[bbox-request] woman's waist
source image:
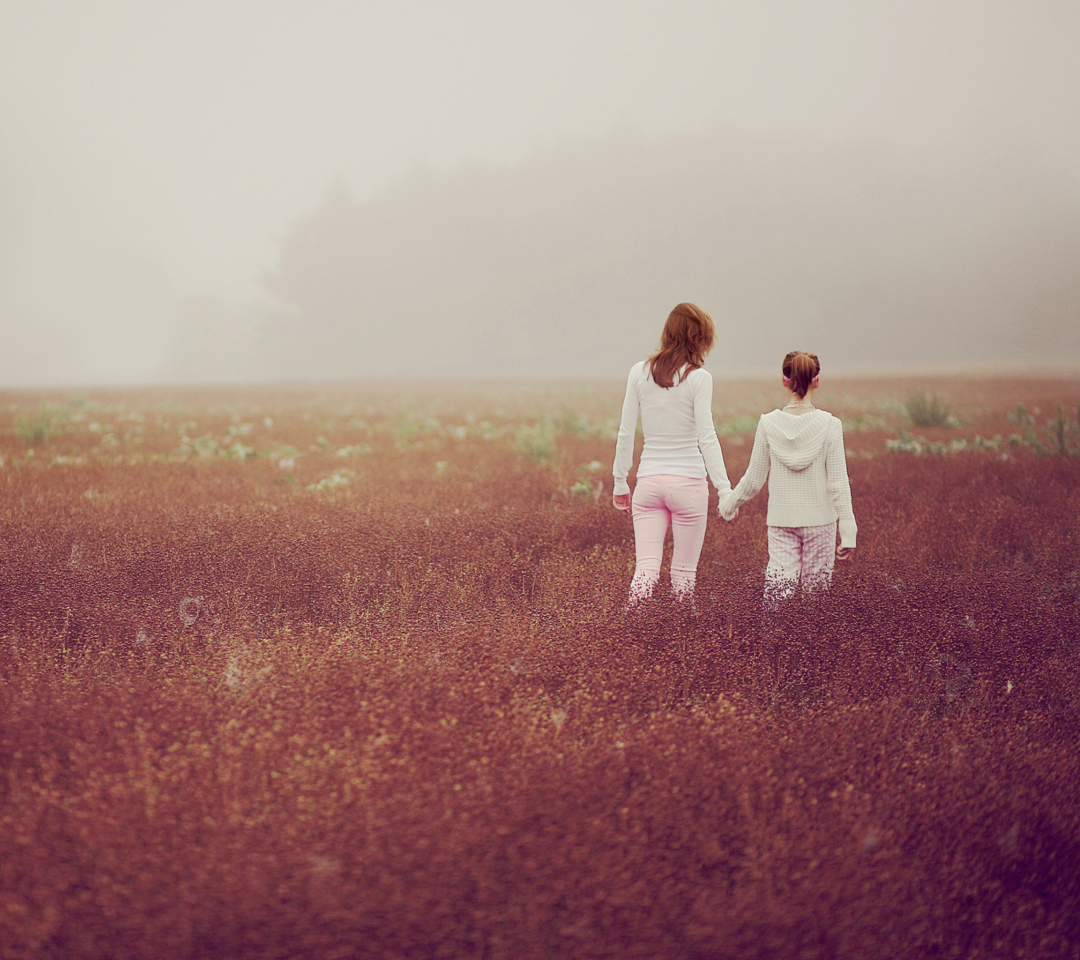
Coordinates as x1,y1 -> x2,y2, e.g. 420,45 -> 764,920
637,461 -> 707,480
640,436 -> 703,457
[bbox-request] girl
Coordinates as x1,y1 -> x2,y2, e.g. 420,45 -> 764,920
720,351 -> 856,605
612,303 -> 733,605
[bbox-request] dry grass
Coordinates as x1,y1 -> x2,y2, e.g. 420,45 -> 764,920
1,377 -> 1078,959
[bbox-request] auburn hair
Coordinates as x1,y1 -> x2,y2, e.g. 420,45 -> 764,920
782,350 -> 821,399
646,303 -> 715,388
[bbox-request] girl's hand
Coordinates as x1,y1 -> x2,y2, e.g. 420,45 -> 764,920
719,503 -> 738,521
612,493 -> 632,512
836,546 -> 855,562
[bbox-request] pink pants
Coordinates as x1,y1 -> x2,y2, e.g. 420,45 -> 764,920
629,475 -> 709,603
764,522 -> 837,606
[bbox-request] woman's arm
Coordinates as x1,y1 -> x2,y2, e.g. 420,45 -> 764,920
612,365 -> 640,498
826,417 -> 857,549
693,371 -> 732,498
719,416 -> 770,520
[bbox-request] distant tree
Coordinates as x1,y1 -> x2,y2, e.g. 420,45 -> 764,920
258,132 -> 1080,381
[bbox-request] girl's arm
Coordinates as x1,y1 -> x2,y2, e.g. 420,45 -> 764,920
826,417 -> 857,549
693,371 -> 732,498
719,416 -> 770,520
612,365 -> 640,497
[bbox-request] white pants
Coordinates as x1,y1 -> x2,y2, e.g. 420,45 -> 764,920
764,522 -> 836,606
629,475 -> 709,604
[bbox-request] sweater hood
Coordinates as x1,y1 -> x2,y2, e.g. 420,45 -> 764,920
762,410 -> 833,471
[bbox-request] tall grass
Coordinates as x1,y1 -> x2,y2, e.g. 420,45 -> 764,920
903,392 -> 953,427
1,383 -> 1079,959
14,404 -> 63,445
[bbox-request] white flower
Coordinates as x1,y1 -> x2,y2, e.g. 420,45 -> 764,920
178,596 -> 204,626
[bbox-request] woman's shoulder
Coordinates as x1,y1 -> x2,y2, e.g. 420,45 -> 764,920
682,366 -> 712,390
625,360 -> 648,386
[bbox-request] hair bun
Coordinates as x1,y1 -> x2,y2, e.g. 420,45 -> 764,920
782,351 -> 820,399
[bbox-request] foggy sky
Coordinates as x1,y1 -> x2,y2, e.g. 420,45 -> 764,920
2,0 -> 1079,385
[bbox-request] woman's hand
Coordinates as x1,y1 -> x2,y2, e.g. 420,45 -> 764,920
718,502 -> 738,521
612,493 -> 632,512
836,546 -> 855,562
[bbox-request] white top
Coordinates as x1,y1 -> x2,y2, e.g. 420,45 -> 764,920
612,361 -> 732,497
719,408 -> 857,548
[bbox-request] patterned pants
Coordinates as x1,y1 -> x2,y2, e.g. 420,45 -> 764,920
764,522 -> 837,606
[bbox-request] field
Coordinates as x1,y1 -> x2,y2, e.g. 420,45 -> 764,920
2,376 -> 1079,960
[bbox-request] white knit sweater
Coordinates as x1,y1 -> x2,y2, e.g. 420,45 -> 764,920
612,361 -> 732,497
719,409 -> 857,548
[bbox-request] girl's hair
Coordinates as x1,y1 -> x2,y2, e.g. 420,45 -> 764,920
782,351 -> 821,399
646,303 -> 715,388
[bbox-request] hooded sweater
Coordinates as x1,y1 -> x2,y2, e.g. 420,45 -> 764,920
612,361 -> 732,497
719,409 -> 857,548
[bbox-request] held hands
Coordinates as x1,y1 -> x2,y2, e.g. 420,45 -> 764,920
612,493 -> 632,512
717,492 -> 738,522
836,546 -> 855,562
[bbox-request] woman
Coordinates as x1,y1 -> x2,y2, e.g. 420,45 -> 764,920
612,303 -> 733,605
719,350 -> 856,606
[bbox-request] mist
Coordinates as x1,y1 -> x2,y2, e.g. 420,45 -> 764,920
250,130 -> 1080,380
2,0 -> 1078,385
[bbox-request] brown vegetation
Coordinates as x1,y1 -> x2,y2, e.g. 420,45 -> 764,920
1,377 -> 1079,959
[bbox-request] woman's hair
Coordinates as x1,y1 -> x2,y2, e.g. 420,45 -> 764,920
646,303 -> 715,388
782,350 -> 821,399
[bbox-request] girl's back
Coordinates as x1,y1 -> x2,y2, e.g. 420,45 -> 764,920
754,408 -> 849,532
719,349 -> 856,603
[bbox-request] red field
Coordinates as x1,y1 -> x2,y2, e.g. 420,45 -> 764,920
2,377 -> 1079,959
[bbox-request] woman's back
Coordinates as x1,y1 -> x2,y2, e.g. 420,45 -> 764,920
615,361 -> 728,487
636,362 -> 709,472
610,302 -> 729,606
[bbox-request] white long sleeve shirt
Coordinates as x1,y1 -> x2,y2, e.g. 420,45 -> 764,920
612,361 -> 732,497
719,409 -> 857,548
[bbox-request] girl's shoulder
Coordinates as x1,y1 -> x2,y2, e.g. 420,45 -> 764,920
758,408 -> 840,435
807,408 -> 842,432
763,407 -> 838,421
811,409 -> 845,438
754,410 -> 781,435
